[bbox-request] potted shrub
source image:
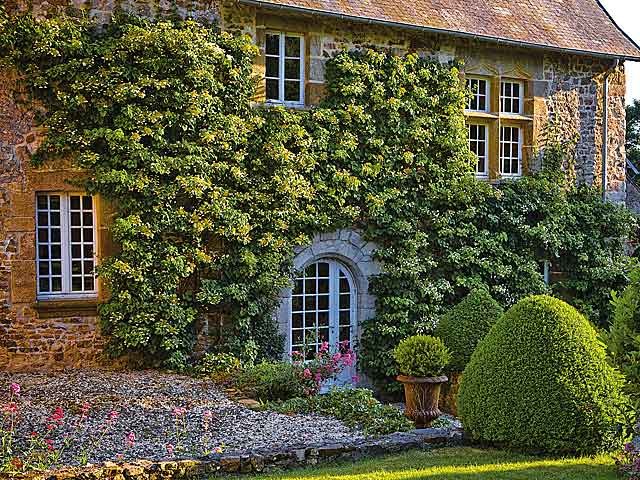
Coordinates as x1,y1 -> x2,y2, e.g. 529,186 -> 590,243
393,335 -> 451,427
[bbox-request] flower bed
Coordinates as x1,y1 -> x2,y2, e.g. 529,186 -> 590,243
0,370 -> 463,478
0,370 -> 364,475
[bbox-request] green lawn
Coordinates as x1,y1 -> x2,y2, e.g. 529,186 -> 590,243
241,447 -> 618,480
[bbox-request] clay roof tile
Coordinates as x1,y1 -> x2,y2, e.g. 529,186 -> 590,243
241,0 -> 640,59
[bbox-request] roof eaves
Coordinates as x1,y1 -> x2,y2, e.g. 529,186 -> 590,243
240,0 -> 640,61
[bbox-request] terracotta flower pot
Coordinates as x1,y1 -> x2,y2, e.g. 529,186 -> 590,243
397,374 -> 448,428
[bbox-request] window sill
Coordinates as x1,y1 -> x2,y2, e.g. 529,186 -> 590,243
259,101 -> 308,109
33,298 -> 99,319
464,110 -> 499,119
500,113 -> 534,122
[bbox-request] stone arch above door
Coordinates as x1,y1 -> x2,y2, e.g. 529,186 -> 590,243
276,229 -> 382,364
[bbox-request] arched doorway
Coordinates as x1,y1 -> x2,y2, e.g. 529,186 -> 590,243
290,259 -> 356,386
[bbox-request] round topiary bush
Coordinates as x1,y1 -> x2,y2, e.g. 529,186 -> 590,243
458,295 -> 629,454
393,335 -> 451,378
434,289 -> 504,372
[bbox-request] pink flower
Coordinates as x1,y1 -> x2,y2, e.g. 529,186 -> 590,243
44,439 -> 54,451
166,443 -> 175,456
80,402 -> 91,416
173,407 -> 187,417
125,432 -> 136,448
10,383 -> 20,396
332,352 -> 342,363
351,374 -> 360,383
319,342 -> 329,353
214,445 -> 224,454
108,410 -> 119,422
314,373 -> 323,383
303,368 -> 312,379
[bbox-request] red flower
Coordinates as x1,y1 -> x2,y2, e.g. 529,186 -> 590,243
3,402 -> 18,415
48,406 -> 64,425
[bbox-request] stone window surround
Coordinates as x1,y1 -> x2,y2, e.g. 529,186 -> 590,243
464,73 -> 533,181
275,229 -> 381,359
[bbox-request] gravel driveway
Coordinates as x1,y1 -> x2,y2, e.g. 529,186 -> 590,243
0,370 -> 363,466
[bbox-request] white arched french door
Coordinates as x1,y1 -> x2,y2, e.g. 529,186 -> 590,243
290,259 -> 357,385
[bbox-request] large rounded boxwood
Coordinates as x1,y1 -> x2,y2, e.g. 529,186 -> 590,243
458,295 -> 629,454
434,289 -> 503,372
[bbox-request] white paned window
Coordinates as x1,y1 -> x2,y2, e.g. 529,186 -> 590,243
290,260 -> 355,361
468,124 -> 489,177
501,80 -> 524,114
265,32 -> 305,106
466,77 -> 489,112
36,193 -> 97,299
500,126 -> 523,177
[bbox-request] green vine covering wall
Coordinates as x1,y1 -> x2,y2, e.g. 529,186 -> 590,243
0,10 -> 636,387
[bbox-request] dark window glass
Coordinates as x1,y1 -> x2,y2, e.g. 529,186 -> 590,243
285,36 -> 300,57
266,34 -> 279,55
284,81 -> 300,102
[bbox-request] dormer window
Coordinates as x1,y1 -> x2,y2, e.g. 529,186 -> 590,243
265,32 -> 305,106
501,80 -> 524,114
466,77 -> 489,112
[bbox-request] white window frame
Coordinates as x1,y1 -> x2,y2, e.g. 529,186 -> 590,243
500,80 -> 524,114
289,259 -> 357,358
265,32 -> 305,107
466,76 -> 489,112
499,126 -> 523,177
36,192 -> 98,300
468,123 -> 489,178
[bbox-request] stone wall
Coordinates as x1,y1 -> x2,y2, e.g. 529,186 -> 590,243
0,0 -> 629,372
14,428 -> 462,480
0,70 -> 109,371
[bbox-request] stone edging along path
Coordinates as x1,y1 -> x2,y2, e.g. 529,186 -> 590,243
14,428 -> 463,480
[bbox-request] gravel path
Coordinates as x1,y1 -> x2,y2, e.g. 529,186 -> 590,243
0,370 -> 364,466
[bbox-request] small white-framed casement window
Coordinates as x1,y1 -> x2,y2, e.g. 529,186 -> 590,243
36,193 -> 98,299
466,77 -> 489,112
500,80 -> 524,114
468,123 -> 489,177
500,126 -> 523,177
265,32 -> 305,106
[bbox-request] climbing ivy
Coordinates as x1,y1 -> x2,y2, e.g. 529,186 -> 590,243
0,10 -> 635,384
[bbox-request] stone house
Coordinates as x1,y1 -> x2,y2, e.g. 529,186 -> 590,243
1,0 -> 639,373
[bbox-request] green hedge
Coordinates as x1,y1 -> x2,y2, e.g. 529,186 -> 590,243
604,263 -> 640,409
458,295 -> 630,454
269,388 -> 413,436
434,289 -> 503,372
234,362 -> 304,402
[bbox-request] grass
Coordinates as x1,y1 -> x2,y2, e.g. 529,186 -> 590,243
240,447 -> 618,480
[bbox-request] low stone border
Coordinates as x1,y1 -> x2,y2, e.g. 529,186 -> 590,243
16,428 -> 463,479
